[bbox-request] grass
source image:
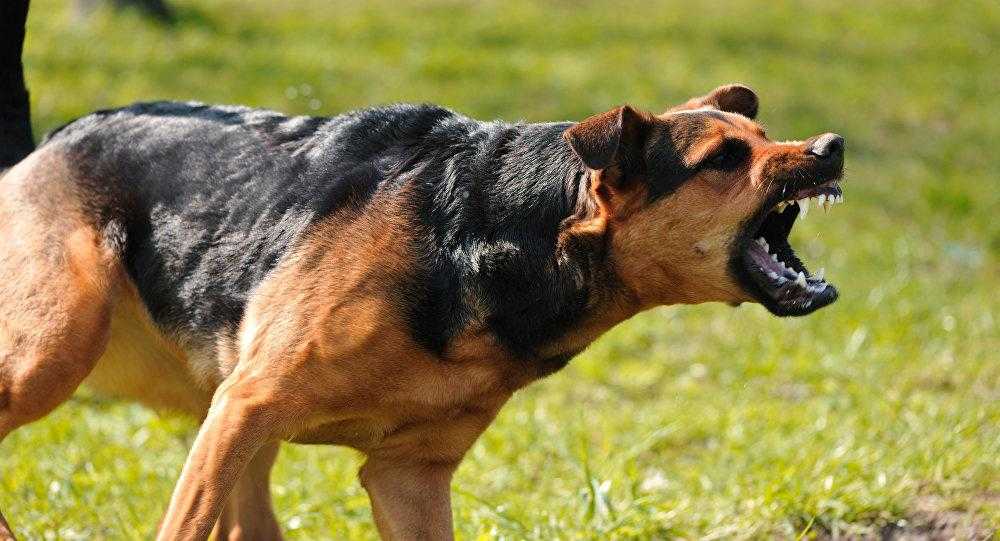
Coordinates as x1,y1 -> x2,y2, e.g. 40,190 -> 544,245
3,0 -> 999,538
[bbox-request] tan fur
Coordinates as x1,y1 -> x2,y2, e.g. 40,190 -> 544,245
210,441 -> 283,541
0,151 -> 115,434
84,282 -> 213,416
1,152 -> 118,540
610,170 -> 761,307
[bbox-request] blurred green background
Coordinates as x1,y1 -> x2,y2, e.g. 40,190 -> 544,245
2,0 -> 998,539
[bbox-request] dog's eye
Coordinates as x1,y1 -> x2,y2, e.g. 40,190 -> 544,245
704,140 -> 749,170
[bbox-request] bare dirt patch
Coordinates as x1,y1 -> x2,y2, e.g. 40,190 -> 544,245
818,495 -> 997,541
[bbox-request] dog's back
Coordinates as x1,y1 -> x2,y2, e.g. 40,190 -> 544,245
42,101 -> 462,336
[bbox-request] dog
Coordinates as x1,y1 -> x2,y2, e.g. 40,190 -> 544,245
0,84 -> 844,540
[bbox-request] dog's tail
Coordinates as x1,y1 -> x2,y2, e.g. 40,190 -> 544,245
0,0 -> 35,170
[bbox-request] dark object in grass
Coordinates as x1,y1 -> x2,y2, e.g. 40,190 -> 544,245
77,0 -> 176,25
0,0 -> 34,168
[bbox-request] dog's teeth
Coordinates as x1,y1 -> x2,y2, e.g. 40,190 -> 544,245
775,201 -> 788,212
799,198 -> 809,217
756,237 -> 769,251
771,253 -> 779,262
767,271 -> 779,280
795,271 -> 807,287
818,194 -> 832,212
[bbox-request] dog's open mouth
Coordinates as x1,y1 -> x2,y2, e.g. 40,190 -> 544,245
739,180 -> 843,316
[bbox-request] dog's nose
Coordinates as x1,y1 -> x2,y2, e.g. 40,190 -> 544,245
805,133 -> 845,159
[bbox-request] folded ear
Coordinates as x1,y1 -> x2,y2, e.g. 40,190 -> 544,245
668,84 -> 759,119
563,105 -> 650,170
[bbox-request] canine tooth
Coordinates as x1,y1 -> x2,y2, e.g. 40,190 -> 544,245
757,237 -> 769,251
818,194 -> 831,211
795,271 -> 807,287
775,201 -> 788,212
799,198 -> 809,217
816,267 -> 825,280
771,254 -> 779,262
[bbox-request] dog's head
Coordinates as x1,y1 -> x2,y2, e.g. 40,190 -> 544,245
564,84 -> 844,316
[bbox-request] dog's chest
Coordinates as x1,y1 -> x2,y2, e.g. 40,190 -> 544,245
283,332 -> 532,449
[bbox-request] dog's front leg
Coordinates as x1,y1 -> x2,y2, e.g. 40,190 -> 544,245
157,376 -> 290,541
358,401 -> 510,541
212,440 -> 283,541
359,458 -> 458,541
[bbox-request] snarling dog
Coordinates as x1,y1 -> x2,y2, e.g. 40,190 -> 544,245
0,84 -> 844,540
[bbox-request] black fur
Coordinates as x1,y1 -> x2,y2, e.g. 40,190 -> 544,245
0,0 -> 34,168
403,119 -> 615,356
44,102 -> 617,361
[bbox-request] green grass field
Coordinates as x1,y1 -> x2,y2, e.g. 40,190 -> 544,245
3,0 -> 998,538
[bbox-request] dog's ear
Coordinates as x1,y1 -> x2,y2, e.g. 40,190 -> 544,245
564,105 -> 650,171
668,84 -> 759,119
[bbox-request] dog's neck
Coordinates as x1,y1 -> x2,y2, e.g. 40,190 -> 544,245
425,120 -> 642,367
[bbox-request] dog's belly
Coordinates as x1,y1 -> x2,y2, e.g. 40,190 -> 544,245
83,284 -> 214,417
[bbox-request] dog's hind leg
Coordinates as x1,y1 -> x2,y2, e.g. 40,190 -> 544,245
0,153 -> 119,539
212,441 -> 283,541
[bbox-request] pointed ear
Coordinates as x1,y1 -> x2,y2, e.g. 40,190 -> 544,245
668,84 -> 759,119
563,105 -> 649,170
